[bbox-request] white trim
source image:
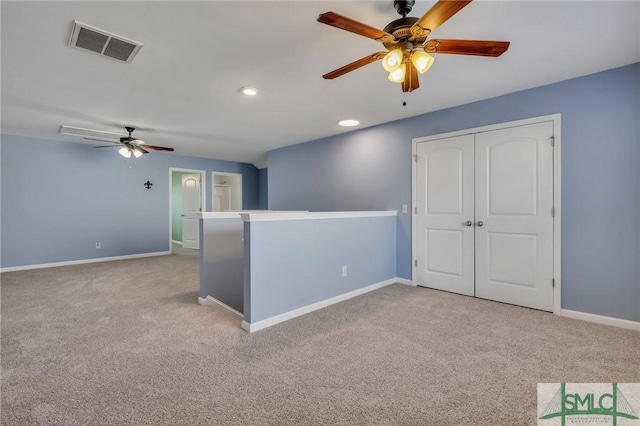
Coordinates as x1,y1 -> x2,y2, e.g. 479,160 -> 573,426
412,114 -> 562,145
561,309 -> 640,332
172,240 -> 183,246
198,296 -> 244,321
241,277 -> 397,333
552,116 -> 562,316
198,211 -> 301,220
169,167 -> 207,250
0,251 -> 171,273
199,212 -> 244,219
411,114 -> 562,315
395,277 -> 414,286
240,210 -> 398,222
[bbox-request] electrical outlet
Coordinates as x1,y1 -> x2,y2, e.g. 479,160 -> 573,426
401,204 -> 408,214
95,241 -> 101,249
341,266 -> 347,277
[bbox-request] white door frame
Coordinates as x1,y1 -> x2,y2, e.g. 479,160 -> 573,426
212,171 -> 243,211
169,167 -> 207,251
411,114 -> 562,315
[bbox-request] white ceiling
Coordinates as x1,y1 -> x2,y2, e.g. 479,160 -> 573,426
2,1 -> 639,165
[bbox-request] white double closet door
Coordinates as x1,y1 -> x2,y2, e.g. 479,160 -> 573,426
415,121 -> 554,311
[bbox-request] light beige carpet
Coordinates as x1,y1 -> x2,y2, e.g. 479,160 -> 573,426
1,253 -> 638,425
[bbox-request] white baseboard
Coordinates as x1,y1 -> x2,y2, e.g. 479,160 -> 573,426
0,251 -> 172,273
199,296 -> 243,321
242,277 -> 398,333
561,309 -> 640,331
395,277 -> 414,286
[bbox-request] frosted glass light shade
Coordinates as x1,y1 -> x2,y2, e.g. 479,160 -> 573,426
382,49 -> 403,72
388,63 -> 406,83
132,148 -> 143,158
119,147 -> 132,158
411,50 -> 435,74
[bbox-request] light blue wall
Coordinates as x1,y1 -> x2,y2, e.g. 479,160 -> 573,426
268,63 -> 640,322
199,217 -> 244,312
244,215 -> 396,324
257,168 -> 268,210
0,134 -> 259,268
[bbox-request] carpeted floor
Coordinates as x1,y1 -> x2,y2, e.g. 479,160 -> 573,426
1,252 -> 638,425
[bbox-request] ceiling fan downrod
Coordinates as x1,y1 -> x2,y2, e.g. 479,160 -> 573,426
394,0 -> 415,18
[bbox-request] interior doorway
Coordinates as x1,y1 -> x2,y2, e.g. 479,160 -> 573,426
169,168 -> 206,252
212,172 -> 242,211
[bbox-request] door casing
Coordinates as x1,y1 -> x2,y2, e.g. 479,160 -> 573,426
411,114 -> 562,315
169,168 -> 207,252
181,174 -> 202,249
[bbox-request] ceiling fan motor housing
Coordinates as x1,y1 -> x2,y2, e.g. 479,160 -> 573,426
383,17 -> 421,48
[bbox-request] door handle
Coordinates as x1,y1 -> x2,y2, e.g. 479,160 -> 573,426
181,214 -> 185,217
465,221 -> 473,226
476,221 -> 484,227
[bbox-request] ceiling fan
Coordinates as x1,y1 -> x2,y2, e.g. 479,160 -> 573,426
317,0 -> 510,92
93,126 -> 175,158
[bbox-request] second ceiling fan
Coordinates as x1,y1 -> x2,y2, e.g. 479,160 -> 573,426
93,126 -> 174,158
318,0 -> 510,92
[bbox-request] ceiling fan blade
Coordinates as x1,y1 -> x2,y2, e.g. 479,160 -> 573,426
410,0 -> 472,38
401,62 -> 420,93
143,145 -> 174,152
323,52 -> 387,80
425,39 -> 510,57
318,12 -> 395,43
92,145 -> 120,148
135,146 -> 150,154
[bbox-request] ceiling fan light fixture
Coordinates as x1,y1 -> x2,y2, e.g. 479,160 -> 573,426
411,50 -> 435,74
119,147 -> 132,158
132,148 -> 143,158
388,63 -> 406,83
382,49 -> 403,72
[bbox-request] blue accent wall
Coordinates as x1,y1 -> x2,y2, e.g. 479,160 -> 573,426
244,215 -> 396,324
257,168 -> 268,210
0,135 -> 259,268
268,63 -> 640,322
200,217 -> 244,312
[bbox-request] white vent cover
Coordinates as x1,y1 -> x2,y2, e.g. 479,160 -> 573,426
60,125 -> 125,142
68,21 -> 143,63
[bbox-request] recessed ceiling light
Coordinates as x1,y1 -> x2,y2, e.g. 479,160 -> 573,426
241,86 -> 258,96
338,119 -> 360,127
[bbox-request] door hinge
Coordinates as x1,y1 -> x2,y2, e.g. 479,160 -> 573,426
551,207 -> 555,217
414,207 -> 417,214
414,259 -> 418,267
552,278 -> 555,288
550,136 -> 555,147
413,154 -> 418,163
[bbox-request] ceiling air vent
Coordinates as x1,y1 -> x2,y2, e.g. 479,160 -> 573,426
68,21 -> 143,63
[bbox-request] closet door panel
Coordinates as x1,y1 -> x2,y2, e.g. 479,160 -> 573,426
475,122 -> 554,311
416,135 -> 475,296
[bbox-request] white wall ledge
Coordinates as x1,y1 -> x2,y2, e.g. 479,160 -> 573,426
199,211 -> 307,220
240,211 -> 398,222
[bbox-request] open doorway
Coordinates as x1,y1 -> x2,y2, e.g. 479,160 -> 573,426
212,172 -> 242,211
169,168 -> 206,252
